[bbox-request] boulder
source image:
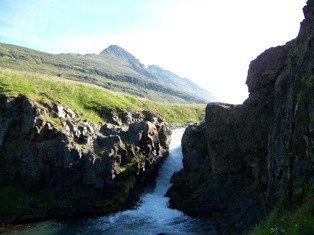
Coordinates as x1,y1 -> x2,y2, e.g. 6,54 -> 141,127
21,99 -> 39,134
52,103 -> 76,118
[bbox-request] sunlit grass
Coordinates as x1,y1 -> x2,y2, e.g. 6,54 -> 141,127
0,69 -> 205,124
0,43 -> 209,104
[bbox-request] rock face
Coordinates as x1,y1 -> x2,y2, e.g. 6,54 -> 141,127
167,1 -> 313,233
0,96 -> 171,224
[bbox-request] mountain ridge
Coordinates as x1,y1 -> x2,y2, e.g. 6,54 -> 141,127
100,45 -> 216,102
146,65 -> 216,102
0,42 -> 215,104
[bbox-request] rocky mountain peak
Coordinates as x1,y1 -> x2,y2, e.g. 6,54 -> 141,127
99,44 -> 149,76
100,45 -> 140,63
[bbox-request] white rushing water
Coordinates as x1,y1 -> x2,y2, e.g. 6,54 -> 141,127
4,129 -> 214,235
86,128 -> 191,235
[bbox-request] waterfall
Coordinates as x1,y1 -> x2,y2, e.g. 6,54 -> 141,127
4,129 -> 214,235
83,128 -> 190,234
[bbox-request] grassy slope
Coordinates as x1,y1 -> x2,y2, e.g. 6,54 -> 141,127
0,43 -> 207,104
0,69 -> 205,124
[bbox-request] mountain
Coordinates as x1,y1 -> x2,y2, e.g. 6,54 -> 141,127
0,43 -> 215,104
100,45 -> 140,61
99,45 -> 152,78
147,65 -> 216,102
100,45 -> 215,102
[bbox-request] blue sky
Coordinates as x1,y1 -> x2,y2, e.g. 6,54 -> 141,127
0,0 -> 308,104
0,0 -> 157,51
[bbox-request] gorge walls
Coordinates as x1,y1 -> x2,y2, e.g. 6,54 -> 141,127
167,0 -> 313,232
0,95 -> 171,224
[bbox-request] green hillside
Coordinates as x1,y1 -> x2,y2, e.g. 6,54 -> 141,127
0,69 -> 205,124
0,43 -> 214,104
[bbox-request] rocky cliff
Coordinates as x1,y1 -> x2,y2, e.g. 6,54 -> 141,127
167,1 -> 313,232
0,95 -> 171,224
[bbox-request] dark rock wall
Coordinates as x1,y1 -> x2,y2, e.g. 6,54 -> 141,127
267,0 -> 314,206
0,95 -> 171,224
168,0 -> 313,232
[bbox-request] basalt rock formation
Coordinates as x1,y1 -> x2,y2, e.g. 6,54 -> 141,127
167,1 -> 313,232
0,95 -> 171,224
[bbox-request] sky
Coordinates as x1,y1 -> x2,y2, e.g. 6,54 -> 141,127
0,0 -> 308,104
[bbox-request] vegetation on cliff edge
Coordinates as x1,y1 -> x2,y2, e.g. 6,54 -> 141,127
0,69 -> 205,124
250,186 -> 314,235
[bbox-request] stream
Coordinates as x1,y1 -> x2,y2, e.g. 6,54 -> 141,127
3,129 -> 215,235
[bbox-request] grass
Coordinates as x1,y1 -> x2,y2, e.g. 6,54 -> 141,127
0,68 -> 205,219
0,43 -> 211,104
0,69 -> 205,125
250,186 -> 314,235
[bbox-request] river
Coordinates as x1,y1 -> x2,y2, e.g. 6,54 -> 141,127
3,129 -> 215,235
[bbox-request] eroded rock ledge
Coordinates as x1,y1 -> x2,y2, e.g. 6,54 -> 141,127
0,95 -> 171,224
167,1 -> 313,233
